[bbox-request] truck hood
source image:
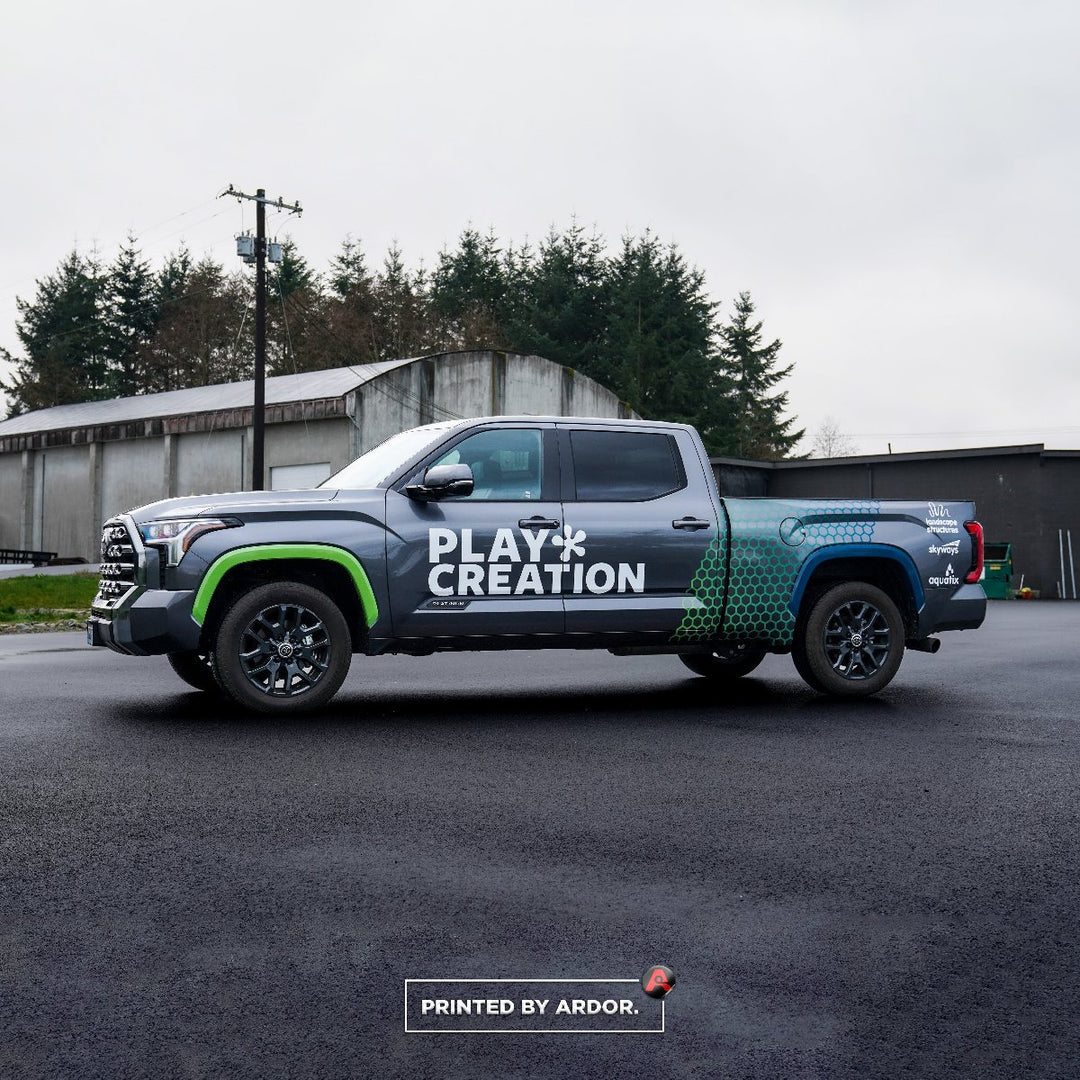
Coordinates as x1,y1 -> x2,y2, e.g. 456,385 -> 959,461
125,488 -> 373,523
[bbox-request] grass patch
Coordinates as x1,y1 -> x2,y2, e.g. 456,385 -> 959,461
0,573 -> 99,623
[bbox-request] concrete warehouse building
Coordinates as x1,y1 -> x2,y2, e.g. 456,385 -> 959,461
0,350 -> 637,564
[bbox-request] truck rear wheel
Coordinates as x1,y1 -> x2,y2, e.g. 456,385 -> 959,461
212,582 -> 352,713
680,643 -> 766,680
794,582 -> 904,697
167,650 -> 219,693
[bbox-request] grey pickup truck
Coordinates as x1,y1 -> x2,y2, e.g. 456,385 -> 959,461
88,416 -> 986,712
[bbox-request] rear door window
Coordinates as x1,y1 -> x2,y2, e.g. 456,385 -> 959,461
569,429 -> 685,501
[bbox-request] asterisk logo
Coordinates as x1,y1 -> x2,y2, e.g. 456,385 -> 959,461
552,525 -> 587,562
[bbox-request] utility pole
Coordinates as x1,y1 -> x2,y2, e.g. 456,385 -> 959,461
220,184 -> 302,490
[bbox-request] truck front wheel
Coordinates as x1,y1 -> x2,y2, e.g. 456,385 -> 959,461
794,583 -> 904,697
212,582 -> 352,713
680,643 -> 766,680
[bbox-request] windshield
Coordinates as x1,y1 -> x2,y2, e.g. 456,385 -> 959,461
319,421 -> 461,489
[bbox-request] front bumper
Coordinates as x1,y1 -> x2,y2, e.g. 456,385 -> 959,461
87,587 -> 201,656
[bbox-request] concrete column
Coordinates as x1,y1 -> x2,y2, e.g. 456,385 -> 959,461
19,449 -> 34,550
243,427 -> 254,491
88,441 -> 103,555
490,351 -> 506,415
163,434 -> 178,497
347,391 -> 362,459
420,360 -> 435,425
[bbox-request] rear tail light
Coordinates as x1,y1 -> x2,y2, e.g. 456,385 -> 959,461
964,520 -> 984,584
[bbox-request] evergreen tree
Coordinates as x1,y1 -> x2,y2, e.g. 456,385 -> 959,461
267,236 -> 316,300
502,223 -> 608,375
430,227 -> 506,349
600,232 -> 717,432
371,243 -> 433,363
715,291 -> 803,460
313,236 -> 379,368
103,236 -> 158,398
327,236 -> 370,300
265,239 -> 330,375
145,256 -> 250,390
1,250 -> 109,415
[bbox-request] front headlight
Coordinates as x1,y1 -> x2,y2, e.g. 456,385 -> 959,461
137,518 -> 239,566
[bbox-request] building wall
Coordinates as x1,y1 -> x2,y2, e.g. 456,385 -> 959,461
175,430 -> 246,497
434,352 -> 494,418
1042,457 -> 1080,599
39,445 -> 95,560
0,453 -> 24,550
102,440 -> 166,519
263,419 -> 352,482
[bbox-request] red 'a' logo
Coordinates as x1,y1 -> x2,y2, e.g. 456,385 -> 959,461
641,964 -> 676,998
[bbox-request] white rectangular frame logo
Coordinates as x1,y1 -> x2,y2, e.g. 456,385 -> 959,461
404,978 -> 665,1034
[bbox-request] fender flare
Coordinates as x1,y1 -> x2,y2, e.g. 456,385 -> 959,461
788,544 -> 925,618
191,543 -> 379,627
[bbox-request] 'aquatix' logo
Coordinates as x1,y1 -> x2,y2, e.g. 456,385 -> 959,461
427,526 -> 645,597
928,562 -> 961,587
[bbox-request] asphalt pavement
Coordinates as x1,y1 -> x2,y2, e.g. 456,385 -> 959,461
1,603 -> 1078,1079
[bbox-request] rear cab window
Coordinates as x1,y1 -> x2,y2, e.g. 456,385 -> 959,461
567,429 -> 686,501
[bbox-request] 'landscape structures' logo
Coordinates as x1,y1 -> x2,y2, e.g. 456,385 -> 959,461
925,503 -> 960,536
427,525 -> 646,598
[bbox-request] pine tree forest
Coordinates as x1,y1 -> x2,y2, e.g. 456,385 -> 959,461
1,225 -> 804,459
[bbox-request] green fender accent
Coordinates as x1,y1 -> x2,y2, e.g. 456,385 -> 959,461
191,543 -> 379,628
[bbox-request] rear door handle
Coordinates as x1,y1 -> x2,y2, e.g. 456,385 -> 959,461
672,517 -> 712,530
519,516 -> 561,529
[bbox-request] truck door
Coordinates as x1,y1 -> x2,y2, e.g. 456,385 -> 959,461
384,424 -> 565,639
557,424 -> 721,637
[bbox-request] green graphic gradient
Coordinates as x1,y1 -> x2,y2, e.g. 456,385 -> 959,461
673,501 -> 881,646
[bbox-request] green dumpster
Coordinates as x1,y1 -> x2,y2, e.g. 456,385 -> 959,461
982,542 -> 1013,599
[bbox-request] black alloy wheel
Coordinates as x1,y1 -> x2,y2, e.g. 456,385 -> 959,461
212,582 -> 352,713
795,582 -> 904,697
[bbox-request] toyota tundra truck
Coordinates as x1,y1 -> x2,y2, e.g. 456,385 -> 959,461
87,416 -> 987,712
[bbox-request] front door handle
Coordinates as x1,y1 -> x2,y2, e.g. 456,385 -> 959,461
672,517 -> 712,531
520,516 -> 561,529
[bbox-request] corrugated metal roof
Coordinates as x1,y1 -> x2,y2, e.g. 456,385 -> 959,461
0,358 -> 416,436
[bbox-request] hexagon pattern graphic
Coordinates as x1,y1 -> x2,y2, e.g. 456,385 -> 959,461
672,500 -> 881,646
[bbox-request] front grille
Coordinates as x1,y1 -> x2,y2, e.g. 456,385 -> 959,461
94,520 -> 139,608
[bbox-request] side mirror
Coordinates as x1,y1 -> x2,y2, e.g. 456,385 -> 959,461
406,463 -> 474,501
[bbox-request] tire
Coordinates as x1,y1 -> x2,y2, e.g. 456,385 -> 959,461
680,643 -> 767,680
167,650 -> 219,693
793,582 -> 904,697
211,582 -> 352,714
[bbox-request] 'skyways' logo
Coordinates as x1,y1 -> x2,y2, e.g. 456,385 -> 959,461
929,539 -> 961,556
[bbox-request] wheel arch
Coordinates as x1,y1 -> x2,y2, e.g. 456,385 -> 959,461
790,546 -> 924,635
192,544 -> 379,651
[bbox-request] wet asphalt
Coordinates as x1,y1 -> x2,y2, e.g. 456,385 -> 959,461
1,603 -> 1078,1079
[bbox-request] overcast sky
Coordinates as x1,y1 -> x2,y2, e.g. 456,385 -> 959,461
3,0 -> 1077,453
